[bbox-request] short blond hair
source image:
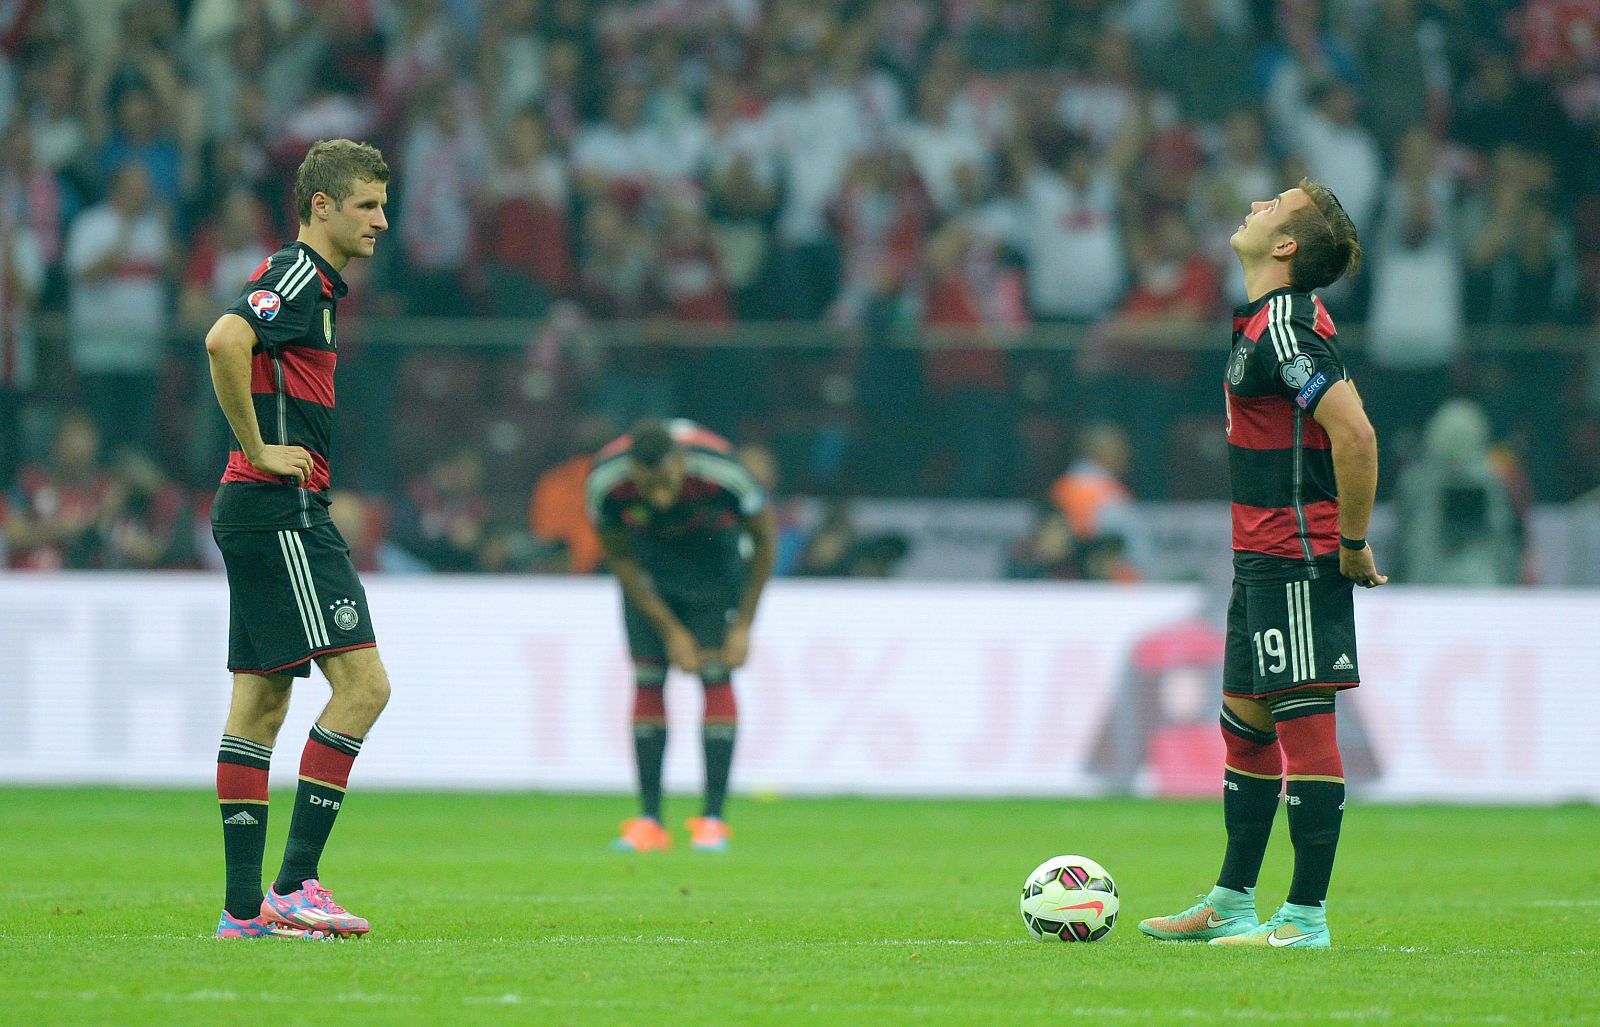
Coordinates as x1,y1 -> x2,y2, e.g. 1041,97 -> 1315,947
293,140 -> 389,225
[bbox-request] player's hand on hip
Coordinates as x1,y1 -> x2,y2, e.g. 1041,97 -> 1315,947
665,625 -> 701,674
250,444 -> 315,486
722,623 -> 751,669
1340,544 -> 1388,588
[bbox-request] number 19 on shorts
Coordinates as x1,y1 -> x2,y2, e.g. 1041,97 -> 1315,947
1252,629 -> 1286,677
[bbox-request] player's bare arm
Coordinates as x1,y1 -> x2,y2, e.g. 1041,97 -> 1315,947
204,313 -> 314,485
1313,379 -> 1387,588
723,507 -> 777,668
599,526 -> 700,673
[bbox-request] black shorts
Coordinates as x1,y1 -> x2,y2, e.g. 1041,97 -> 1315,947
214,522 -> 377,677
623,594 -> 740,668
1223,573 -> 1359,699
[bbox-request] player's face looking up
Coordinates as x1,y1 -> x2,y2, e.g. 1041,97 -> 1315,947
1230,187 -> 1311,263
630,451 -> 687,509
314,178 -> 389,263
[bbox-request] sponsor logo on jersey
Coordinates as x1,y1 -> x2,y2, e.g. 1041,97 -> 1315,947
1280,352 -> 1315,390
248,290 -> 282,321
1295,371 -> 1328,409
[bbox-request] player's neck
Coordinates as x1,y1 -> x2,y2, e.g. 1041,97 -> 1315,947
1241,260 -> 1293,304
295,227 -> 349,274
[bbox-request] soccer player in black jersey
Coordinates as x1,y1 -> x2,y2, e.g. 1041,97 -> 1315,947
207,140 -> 392,939
586,420 -> 776,852
1140,179 -> 1384,949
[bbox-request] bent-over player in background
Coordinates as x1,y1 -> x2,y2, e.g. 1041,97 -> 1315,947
1140,178 -> 1384,949
207,140 -> 393,939
586,420 -> 776,852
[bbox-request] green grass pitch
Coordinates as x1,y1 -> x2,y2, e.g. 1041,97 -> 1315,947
2,789 -> 1595,1025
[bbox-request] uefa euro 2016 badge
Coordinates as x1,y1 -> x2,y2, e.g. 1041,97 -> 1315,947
328,598 -> 360,632
248,290 -> 282,321
324,307 -> 335,347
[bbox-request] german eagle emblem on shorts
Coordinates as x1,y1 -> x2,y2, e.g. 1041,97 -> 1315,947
329,598 -> 360,632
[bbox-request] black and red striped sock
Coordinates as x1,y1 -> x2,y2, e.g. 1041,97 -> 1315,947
1275,702 -> 1345,907
218,735 -> 272,920
702,680 -> 737,819
1217,708 -> 1282,894
273,724 -> 362,895
633,686 -> 668,821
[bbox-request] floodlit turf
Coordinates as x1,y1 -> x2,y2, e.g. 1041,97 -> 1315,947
1,790 -> 1595,1025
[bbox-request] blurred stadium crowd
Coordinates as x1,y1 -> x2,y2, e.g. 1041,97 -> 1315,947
0,0 -> 1595,577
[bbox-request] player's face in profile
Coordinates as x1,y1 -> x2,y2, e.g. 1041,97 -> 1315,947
329,179 -> 389,261
631,452 -> 687,510
1230,187 -> 1310,260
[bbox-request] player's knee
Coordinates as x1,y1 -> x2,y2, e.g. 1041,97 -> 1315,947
1220,707 -> 1280,777
336,667 -> 390,718
1272,694 -> 1342,779
258,700 -> 291,737
703,682 -> 737,722
633,661 -> 667,688
633,686 -> 666,721
366,672 -> 392,715
699,657 -> 730,688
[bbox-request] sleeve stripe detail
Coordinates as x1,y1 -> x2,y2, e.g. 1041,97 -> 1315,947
685,452 -> 765,514
584,457 -> 632,519
1267,295 -> 1299,364
278,253 -> 320,302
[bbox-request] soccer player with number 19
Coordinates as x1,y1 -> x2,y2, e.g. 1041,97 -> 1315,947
1140,178 -> 1384,949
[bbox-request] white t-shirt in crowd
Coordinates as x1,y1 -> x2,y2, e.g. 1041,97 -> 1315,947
1020,168 -> 1127,320
64,203 -> 170,374
894,119 -> 991,213
767,83 -> 866,245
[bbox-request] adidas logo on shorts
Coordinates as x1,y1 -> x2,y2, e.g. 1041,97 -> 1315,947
222,810 -> 260,826
1332,653 -> 1354,671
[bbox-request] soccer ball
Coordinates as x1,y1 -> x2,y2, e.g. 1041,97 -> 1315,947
1019,855 -> 1119,942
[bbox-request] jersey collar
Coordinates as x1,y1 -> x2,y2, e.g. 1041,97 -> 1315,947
292,241 -> 349,299
1232,285 -> 1301,318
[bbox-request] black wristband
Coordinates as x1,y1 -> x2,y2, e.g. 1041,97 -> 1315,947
1339,535 -> 1368,551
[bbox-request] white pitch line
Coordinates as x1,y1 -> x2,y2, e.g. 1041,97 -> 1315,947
10,932 -> 1600,957
6,990 -> 1568,1023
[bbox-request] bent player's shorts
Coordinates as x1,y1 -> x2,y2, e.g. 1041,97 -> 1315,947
214,522 -> 377,677
1223,573 -> 1358,698
622,593 -> 741,671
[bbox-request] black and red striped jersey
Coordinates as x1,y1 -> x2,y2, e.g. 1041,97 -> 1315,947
585,420 -> 765,601
1224,288 -> 1347,583
211,241 -> 348,530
